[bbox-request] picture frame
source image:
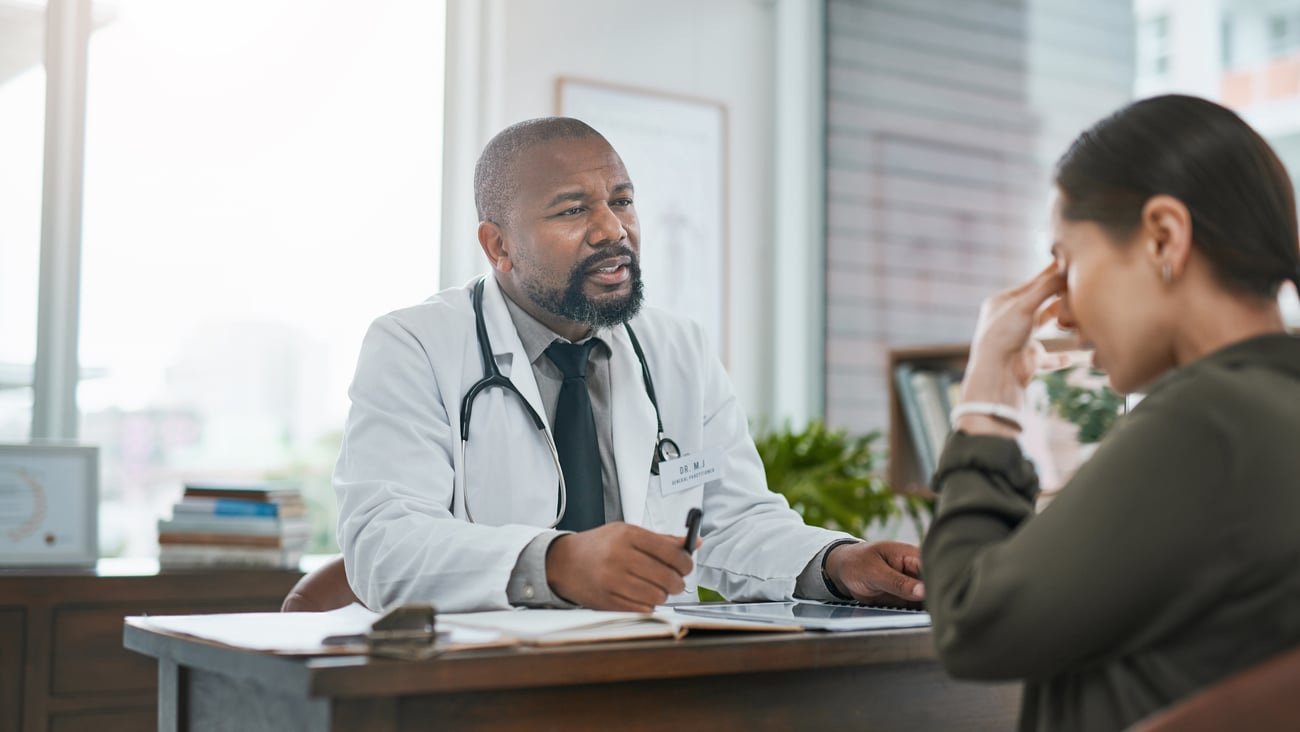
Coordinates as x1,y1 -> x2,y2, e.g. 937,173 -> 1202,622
556,77 -> 730,362
0,444 -> 99,567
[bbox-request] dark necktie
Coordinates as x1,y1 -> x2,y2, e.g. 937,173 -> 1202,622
545,339 -> 604,532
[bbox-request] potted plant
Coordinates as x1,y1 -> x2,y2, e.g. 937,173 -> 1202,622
1038,366 -> 1124,444
752,420 -> 926,540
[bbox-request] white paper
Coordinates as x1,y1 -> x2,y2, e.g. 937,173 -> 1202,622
132,603 -> 500,654
438,607 -> 793,644
439,608 -> 677,642
132,605 -> 792,655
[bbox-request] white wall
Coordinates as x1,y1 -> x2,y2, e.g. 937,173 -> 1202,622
441,0 -> 821,421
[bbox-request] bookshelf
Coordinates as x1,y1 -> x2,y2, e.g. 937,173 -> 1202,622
887,344 -> 969,496
887,338 -> 1092,497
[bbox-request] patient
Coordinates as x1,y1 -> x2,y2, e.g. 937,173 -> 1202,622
921,94 -> 1300,732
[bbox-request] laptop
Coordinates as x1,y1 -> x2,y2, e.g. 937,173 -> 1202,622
672,601 -> 930,632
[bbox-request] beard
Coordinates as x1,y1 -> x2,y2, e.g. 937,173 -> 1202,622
522,246 -> 645,328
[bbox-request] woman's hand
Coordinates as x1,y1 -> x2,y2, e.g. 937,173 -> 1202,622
958,263 -> 1068,436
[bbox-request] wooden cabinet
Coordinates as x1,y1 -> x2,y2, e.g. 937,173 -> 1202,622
0,561 -> 301,732
1,609 -> 23,732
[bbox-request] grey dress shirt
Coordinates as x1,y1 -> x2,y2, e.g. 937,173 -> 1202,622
498,293 -> 844,606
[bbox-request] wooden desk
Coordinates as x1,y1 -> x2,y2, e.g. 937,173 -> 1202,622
0,560 -> 301,732
124,620 -> 1022,731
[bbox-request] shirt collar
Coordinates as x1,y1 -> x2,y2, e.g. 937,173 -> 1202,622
1145,332 -> 1300,395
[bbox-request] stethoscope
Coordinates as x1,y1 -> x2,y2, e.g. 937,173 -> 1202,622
459,276 -> 681,527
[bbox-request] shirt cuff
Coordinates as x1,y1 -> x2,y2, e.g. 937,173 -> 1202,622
506,531 -> 578,608
794,539 -> 862,601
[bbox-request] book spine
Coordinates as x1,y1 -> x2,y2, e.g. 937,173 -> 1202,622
911,370 -> 953,468
158,544 -> 303,569
174,498 -> 280,517
158,532 -> 291,548
894,364 -> 936,483
182,484 -> 301,502
157,516 -> 309,537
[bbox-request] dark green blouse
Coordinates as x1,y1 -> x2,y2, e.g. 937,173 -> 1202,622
922,334 -> 1300,732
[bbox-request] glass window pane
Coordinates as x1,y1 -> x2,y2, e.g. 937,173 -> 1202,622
79,0 -> 445,558
824,0 -> 1137,437
0,0 -> 48,442
1138,1 -> 1300,327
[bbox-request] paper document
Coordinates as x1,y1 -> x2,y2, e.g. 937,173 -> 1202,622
438,607 -> 798,646
131,603 -> 501,655
130,604 -> 802,656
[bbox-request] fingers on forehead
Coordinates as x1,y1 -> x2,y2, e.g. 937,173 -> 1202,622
1003,262 -> 1062,299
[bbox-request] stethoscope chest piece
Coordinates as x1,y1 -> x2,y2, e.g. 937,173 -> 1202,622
650,436 -> 680,476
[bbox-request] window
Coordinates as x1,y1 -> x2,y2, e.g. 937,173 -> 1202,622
1139,2 -> 1300,328
1139,14 -> 1171,77
1222,16 -> 1235,69
1267,13 -> 1298,57
77,0 -> 446,558
0,1 -> 48,442
824,0 -> 1139,434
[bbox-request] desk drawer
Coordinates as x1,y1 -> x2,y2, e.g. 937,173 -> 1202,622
50,708 -> 154,732
51,601 -> 277,694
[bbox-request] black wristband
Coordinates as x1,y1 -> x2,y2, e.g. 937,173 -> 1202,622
820,539 -> 860,601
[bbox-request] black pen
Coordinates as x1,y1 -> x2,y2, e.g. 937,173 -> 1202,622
683,507 -> 703,556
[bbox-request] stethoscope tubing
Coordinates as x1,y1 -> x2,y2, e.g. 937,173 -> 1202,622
458,276 -> 674,526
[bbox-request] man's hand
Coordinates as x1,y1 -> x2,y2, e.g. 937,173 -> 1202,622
824,541 -> 924,606
545,522 -> 697,612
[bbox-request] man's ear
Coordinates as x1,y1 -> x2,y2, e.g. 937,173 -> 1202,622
477,221 -> 512,273
1139,195 -> 1192,280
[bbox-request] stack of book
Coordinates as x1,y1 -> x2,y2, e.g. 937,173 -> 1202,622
894,363 -> 964,483
158,483 -> 309,569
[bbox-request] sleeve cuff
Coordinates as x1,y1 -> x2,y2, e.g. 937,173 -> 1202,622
934,431 -> 1039,500
794,538 -> 860,601
506,531 -> 578,608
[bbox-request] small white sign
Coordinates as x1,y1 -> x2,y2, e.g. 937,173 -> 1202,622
0,444 -> 99,567
660,449 -> 722,496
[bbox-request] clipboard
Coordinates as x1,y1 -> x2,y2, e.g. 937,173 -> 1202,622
322,604 -> 446,659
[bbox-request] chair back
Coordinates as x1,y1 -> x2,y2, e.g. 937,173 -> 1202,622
1128,644 -> 1300,731
281,555 -> 359,612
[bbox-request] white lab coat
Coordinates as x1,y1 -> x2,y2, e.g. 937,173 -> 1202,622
334,276 -> 850,612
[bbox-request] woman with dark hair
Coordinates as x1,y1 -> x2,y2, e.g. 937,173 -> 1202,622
922,94 -> 1300,731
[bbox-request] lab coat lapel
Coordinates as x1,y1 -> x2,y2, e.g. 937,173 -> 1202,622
606,324 -> 657,526
480,276 -> 550,432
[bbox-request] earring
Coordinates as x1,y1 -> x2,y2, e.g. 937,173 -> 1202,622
1161,262 -> 1172,285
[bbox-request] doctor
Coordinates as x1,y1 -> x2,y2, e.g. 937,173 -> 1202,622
334,117 -> 923,613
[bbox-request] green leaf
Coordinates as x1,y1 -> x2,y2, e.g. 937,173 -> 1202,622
752,420 -> 921,538
1038,367 -> 1124,444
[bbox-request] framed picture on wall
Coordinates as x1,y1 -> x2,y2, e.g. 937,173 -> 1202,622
556,77 -> 730,362
0,444 -> 99,567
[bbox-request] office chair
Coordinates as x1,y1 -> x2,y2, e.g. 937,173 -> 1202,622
280,554 -> 359,612
1128,643 -> 1300,731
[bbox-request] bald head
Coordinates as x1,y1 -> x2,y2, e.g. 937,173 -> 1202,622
474,117 -> 607,227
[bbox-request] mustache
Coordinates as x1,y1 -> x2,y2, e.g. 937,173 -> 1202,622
577,246 -> 638,273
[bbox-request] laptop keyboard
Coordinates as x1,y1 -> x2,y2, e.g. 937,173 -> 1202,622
816,600 -> 927,613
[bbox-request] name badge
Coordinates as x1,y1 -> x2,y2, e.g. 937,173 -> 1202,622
659,449 -> 723,496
